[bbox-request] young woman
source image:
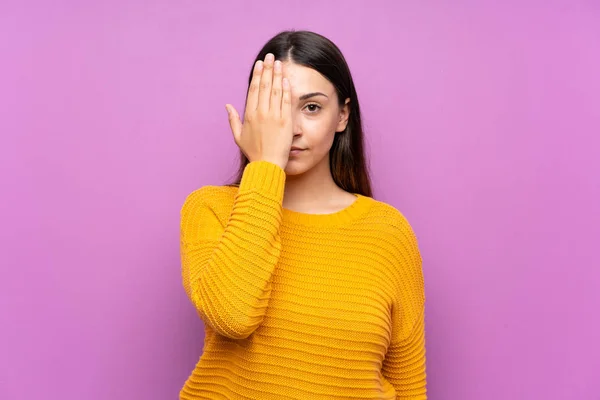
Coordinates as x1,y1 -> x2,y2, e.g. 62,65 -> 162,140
180,30 -> 427,399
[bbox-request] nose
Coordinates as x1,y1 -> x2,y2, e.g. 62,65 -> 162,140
292,115 -> 302,137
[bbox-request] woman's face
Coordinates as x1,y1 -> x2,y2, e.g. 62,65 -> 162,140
281,61 -> 350,176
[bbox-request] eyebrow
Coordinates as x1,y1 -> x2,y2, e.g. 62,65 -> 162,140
298,92 -> 329,101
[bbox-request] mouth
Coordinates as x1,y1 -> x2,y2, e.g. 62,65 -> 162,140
289,148 -> 306,155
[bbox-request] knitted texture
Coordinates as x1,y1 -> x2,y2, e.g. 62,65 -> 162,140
180,160 -> 427,399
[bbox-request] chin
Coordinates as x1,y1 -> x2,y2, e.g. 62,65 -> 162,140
283,164 -> 303,176
283,160 -> 309,176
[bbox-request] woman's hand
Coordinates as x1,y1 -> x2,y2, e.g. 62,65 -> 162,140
225,53 -> 293,170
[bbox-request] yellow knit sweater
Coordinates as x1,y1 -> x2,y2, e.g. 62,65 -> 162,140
179,160 -> 427,399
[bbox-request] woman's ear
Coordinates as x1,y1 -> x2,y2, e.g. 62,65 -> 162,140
336,98 -> 351,132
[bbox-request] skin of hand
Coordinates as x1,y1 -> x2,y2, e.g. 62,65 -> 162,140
225,53 -> 293,170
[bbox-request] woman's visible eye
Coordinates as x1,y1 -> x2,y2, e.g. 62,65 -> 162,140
303,103 -> 322,114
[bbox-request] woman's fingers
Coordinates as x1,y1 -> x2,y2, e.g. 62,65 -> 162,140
245,60 -> 263,113
225,104 -> 242,143
258,53 -> 274,113
232,54 -> 293,166
281,77 -> 291,121
270,60 -> 283,117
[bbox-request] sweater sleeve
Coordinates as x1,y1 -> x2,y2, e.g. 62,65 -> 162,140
381,216 -> 427,399
180,160 -> 286,340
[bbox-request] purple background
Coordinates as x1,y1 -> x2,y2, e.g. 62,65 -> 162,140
1,1 -> 599,399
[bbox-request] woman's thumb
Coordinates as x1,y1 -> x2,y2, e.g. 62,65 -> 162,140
225,104 -> 242,141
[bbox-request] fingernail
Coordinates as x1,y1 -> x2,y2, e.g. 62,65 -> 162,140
266,53 -> 274,62
225,105 -> 231,114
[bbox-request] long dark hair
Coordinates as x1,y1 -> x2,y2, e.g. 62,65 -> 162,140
225,30 -> 373,198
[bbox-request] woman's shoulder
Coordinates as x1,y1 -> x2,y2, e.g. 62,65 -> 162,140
364,196 -> 421,246
181,184 -> 237,214
366,196 -> 416,229
185,184 -> 236,199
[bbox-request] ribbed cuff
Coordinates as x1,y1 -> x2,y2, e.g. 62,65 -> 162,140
238,160 -> 286,200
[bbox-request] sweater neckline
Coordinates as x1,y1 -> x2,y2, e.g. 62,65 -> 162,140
282,193 -> 372,227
